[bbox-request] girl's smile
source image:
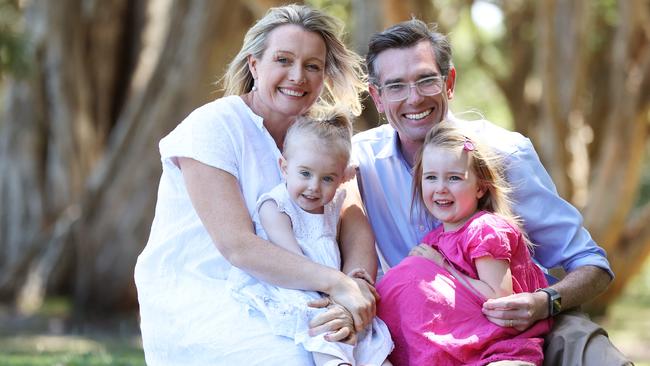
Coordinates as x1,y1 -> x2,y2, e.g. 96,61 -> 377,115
420,145 -> 485,231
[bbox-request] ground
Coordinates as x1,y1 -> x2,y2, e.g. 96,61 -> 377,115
1,269 -> 649,365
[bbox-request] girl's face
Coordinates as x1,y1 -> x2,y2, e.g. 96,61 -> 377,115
248,24 -> 327,123
280,136 -> 347,214
420,145 -> 486,231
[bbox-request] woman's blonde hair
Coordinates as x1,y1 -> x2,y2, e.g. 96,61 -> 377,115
412,121 -> 531,245
222,4 -> 366,116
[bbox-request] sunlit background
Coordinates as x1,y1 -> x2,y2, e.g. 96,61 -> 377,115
1,0 -> 648,364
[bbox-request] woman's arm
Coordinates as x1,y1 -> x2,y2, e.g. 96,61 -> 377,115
179,157 -> 374,328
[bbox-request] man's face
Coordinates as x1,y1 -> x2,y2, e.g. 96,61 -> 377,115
369,41 -> 455,151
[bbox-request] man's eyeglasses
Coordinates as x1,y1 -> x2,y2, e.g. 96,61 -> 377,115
376,76 -> 446,102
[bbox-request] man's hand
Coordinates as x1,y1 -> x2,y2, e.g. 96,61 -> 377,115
482,291 -> 548,331
307,298 -> 358,345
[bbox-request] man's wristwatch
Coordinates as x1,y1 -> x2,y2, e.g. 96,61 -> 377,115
536,287 -> 562,318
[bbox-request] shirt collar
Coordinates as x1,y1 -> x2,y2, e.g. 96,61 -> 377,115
376,128 -> 402,160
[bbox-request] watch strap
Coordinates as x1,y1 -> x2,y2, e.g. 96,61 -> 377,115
536,287 -> 561,317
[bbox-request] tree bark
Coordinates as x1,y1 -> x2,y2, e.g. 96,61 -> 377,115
463,0 -> 650,314
0,0 -> 258,313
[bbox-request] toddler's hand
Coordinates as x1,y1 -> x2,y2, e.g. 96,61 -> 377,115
409,243 -> 445,266
308,298 -> 358,345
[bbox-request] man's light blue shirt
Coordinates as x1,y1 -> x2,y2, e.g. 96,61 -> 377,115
352,118 -> 613,280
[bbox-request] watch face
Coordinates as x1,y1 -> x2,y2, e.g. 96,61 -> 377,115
552,297 -> 562,314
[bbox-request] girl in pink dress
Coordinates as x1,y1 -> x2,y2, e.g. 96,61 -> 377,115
376,121 -> 552,366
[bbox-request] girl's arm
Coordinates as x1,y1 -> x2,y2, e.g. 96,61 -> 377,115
258,200 -> 303,256
410,244 -> 513,299
338,178 -> 378,279
307,177 -> 379,338
471,256 -> 513,299
179,157 -> 374,329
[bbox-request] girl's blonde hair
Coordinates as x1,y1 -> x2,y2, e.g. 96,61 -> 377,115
221,4 -> 366,116
283,107 -> 352,164
412,121 -> 530,244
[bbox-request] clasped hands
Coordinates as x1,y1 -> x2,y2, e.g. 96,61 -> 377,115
410,243 -> 549,331
307,267 -> 378,345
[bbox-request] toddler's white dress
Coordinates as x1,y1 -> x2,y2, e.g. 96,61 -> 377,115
228,183 -> 393,365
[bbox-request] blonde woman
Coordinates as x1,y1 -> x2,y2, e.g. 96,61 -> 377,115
135,5 -> 376,365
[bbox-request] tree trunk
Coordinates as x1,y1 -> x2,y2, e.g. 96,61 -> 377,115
0,0 -> 260,314
462,0 -> 650,314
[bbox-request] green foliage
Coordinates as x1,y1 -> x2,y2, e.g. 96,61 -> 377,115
306,0 -> 351,25
0,0 -> 30,79
448,5 -> 513,130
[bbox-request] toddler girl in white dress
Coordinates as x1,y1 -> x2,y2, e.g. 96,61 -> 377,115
228,109 -> 393,366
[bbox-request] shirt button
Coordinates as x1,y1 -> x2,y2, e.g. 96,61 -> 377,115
419,225 -> 425,231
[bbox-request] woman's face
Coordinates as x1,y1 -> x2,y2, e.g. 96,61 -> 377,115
248,24 -> 327,122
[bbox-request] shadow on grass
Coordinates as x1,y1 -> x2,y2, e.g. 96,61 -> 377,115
0,335 -> 145,366
0,298 -> 145,366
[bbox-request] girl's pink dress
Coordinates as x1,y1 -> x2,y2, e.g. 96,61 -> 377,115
376,211 -> 552,366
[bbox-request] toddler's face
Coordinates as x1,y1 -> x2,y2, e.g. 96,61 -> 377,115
281,137 -> 347,214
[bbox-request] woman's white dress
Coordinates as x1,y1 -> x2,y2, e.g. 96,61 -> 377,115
228,183 -> 393,365
134,95 -> 391,366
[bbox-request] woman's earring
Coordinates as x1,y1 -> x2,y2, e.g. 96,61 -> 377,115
251,79 -> 257,92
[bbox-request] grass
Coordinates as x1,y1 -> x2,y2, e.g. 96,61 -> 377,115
1,262 -> 649,365
0,335 -> 144,366
0,299 -> 145,366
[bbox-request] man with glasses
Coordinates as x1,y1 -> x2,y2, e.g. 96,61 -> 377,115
350,19 -> 631,365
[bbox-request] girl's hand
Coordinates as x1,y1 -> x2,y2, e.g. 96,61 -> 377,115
409,243 -> 445,266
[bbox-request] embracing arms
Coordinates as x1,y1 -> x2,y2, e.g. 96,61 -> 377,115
482,265 -> 610,330
480,135 -> 612,329
179,157 -> 375,329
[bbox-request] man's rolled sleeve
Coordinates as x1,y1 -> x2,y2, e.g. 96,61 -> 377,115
505,137 -> 613,279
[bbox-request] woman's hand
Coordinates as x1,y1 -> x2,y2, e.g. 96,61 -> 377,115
347,267 -> 374,285
308,273 -> 377,335
346,268 -> 380,302
328,274 -> 377,331
409,243 -> 444,266
307,298 -> 358,345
